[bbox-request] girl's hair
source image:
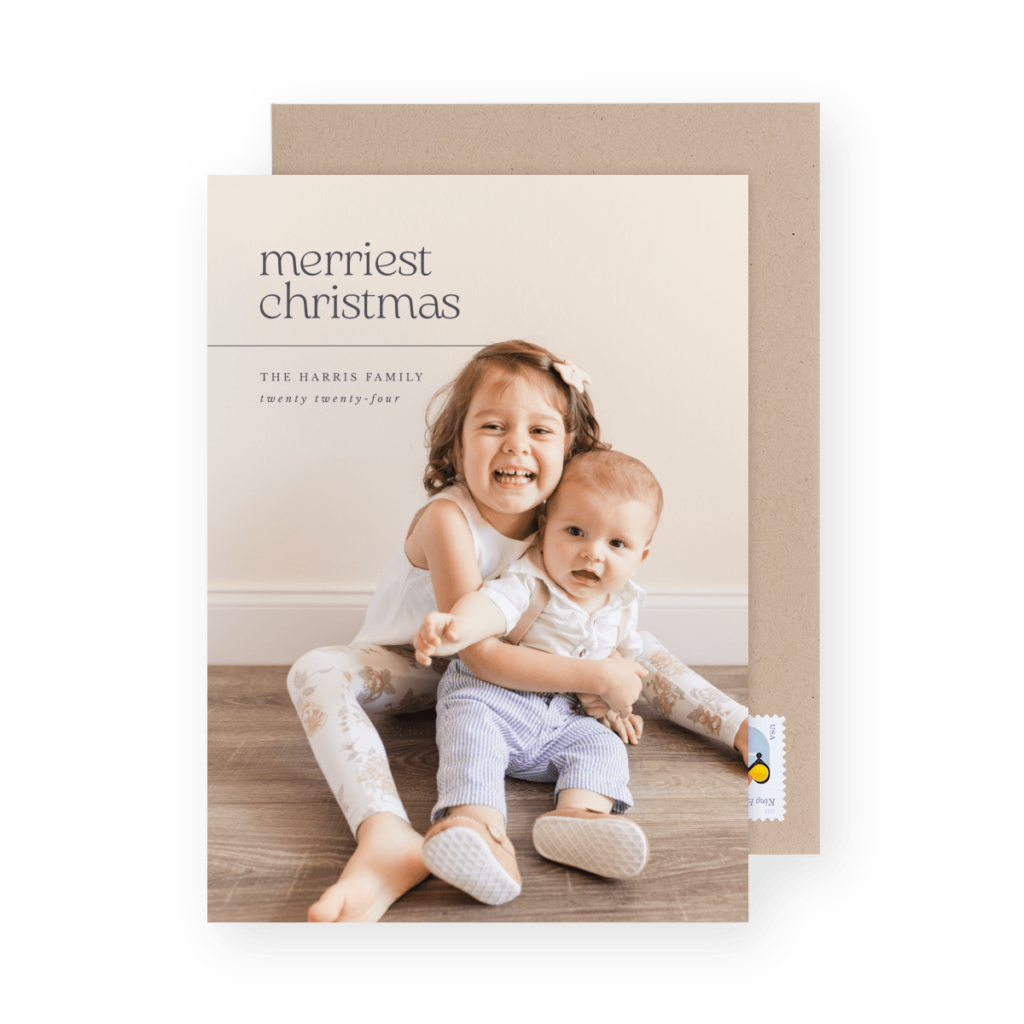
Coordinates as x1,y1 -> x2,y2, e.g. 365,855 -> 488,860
423,340 -> 609,493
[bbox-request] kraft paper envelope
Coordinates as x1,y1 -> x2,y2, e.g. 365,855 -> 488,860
269,103 -> 819,855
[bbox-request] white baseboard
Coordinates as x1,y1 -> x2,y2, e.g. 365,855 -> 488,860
208,588 -> 748,666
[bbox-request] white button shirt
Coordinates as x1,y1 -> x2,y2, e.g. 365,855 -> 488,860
480,547 -> 645,662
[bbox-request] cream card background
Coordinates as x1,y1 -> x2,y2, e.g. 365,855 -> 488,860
209,175 -> 747,631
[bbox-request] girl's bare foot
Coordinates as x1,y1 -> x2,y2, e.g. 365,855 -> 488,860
308,812 -> 429,922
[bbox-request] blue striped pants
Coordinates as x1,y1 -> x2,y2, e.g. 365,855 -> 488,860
287,632 -> 743,836
431,658 -> 633,824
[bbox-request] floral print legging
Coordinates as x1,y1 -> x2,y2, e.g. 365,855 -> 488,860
286,632 -> 748,836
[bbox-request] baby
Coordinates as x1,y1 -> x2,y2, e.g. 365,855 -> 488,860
412,449 -> 661,905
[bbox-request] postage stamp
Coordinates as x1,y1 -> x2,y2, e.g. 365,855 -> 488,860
748,715 -> 786,821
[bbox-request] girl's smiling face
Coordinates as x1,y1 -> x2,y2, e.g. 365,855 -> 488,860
460,369 -> 567,538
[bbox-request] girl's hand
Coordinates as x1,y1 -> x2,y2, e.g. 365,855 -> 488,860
593,659 -> 647,715
413,612 -> 462,666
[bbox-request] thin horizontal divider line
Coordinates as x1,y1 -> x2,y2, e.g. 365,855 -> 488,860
207,344 -> 485,348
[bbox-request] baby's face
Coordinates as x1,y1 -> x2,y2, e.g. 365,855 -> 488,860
539,481 -> 655,604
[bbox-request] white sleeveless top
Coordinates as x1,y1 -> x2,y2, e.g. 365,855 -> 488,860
353,483 -> 536,646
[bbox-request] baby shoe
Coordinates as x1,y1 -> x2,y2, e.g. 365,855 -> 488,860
532,807 -> 648,879
422,814 -> 522,905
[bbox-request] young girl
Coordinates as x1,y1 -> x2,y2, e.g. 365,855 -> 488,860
286,340 -> 748,922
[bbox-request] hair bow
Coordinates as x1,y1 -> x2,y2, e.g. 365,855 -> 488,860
552,359 -> 592,395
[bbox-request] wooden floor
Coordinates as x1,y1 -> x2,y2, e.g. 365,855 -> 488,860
208,666 -> 749,922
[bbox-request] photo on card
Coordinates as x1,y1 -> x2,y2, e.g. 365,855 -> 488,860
207,172 -> 753,925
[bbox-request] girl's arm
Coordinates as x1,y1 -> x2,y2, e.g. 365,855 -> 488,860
406,497 -> 644,712
460,639 -> 645,715
405,498 -> 485,612
413,593 -> 508,665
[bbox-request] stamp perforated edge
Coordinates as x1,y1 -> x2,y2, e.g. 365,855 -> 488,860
748,715 -> 786,821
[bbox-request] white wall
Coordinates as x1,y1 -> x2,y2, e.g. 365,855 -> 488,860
208,176 -> 748,663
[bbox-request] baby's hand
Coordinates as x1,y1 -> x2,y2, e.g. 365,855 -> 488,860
600,711 -> 644,746
576,692 -> 614,719
413,612 -> 462,666
576,694 -> 643,745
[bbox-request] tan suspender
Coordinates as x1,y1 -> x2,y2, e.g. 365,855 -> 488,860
614,606 -> 630,649
503,578 -> 631,653
504,579 -> 550,645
